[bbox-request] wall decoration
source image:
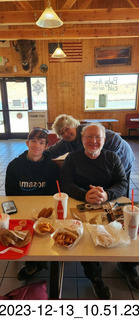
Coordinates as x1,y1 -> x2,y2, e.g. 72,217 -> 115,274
95,46 -> 132,67
12,40 -> 38,73
32,79 -> 45,95
40,64 -> 48,73
59,81 -> 72,87
0,40 -> 10,48
17,113 -> 23,119
0,57 -> 8,66
0,66 -> 12,73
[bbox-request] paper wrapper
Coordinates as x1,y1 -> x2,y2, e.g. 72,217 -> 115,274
0,219 -> 34,260
70,208 -> 106,223
51,219 -> 83,249
33,217 -> 55,235
0,229 -> 31,248
87,220 -> 131,248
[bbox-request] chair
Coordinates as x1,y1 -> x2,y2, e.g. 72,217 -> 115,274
125,113 -> 139,136
48,130 -> 60,146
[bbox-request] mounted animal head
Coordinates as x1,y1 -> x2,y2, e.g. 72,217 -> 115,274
12,40 -> 38,73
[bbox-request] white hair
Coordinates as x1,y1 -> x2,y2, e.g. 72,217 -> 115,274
81,123 -> 106,137
52,114 -> 80,137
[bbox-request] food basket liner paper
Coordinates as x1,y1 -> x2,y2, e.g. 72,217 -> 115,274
52,219 -> 83,249
33,217 -> 54,235
0,219 -> 34,259
87,220 -> 131,248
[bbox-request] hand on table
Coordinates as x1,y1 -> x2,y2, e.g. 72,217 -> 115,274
85,185 -> 108,204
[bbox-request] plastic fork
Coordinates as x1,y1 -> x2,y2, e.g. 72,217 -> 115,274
0,247 -> 23,254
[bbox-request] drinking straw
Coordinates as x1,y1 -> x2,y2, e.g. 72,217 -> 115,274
132,189 -> 134,211
56,180 -> 61,197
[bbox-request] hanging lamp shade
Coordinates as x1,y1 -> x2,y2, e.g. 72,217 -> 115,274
52,46 -> 66,58
36,6 -> 63,28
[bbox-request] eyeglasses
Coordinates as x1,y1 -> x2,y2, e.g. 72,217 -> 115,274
33,127 -> 49,134
82,135 -> 105,141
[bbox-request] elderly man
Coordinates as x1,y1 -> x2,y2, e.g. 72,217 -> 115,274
61,123 -> 128,203
61,123 -> 129,300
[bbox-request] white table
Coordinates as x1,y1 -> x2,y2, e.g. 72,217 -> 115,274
0,195 -> 137,298
80,119 -> 119,130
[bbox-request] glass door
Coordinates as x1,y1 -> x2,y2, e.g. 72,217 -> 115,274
0,81 -> 5,134
6,80 -> 30,134
0,77 -> 47,139
0,78 -> 32,139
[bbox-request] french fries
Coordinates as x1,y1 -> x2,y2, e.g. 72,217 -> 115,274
38,221 -> 55,234
53,231 -> 77,247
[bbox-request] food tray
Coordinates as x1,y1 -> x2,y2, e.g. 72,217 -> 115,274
0,219 -> 34,260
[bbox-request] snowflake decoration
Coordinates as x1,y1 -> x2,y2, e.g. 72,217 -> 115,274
32,80 -> 45,95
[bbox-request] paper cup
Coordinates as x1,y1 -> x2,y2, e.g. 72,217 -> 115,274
0,213 -> 10,230
53,193 -> 68,219
123,205 -> 139,240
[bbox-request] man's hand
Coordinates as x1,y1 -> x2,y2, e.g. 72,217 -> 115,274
85,185 -> 108,204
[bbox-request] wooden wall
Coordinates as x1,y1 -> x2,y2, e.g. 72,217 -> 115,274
0,37 -> 139,136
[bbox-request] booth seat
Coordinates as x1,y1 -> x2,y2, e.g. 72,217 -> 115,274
48,130 -> 60,147
125,113 -> 139,136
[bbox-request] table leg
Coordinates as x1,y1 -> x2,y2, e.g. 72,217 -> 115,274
108,123 -> 112,130
49,261 -> 64,299
58,261 -> 64,299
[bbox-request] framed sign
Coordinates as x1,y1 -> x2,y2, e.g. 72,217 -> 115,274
95,46 -> 132,67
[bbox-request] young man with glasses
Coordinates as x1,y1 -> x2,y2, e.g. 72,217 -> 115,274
5,127 -> 60,280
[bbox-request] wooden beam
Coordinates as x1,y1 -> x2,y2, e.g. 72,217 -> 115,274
60,8 -> 139,24
13,1 -> 23,10
0,9 -> 139,25
13,1 -> 34,10
16,1 -> 34,10
0,0 -> 38,1
0,25 -> 139,40
126,0 -> 139,7
60,0 -> 77,9
79,0 -> 94,9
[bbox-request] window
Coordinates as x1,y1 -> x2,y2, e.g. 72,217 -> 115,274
31,77 -> 47,110
84,74 -> 138,111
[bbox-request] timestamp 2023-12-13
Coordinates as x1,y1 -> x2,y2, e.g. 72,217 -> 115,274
0,302 -> 139,319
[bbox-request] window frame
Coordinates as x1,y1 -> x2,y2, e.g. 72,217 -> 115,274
84,73 -> 139,112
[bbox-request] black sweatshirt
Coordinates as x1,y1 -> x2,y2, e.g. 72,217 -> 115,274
61,149 -> 128,201
5,151 -> 60,196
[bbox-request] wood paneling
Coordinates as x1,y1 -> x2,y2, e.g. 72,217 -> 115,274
0,37 -> 139,136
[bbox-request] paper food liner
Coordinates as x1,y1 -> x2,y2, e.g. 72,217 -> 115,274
0,229 -> 31,248
33,217 -> 55,235
70,207 -> 106,223
51,219 -> 83,249
87,220 -> 131,248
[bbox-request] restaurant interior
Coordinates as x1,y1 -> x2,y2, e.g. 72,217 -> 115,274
0,0 -> 139,300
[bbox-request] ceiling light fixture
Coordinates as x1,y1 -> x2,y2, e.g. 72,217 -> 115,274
52,44 -> 66,58
36,0 -> 63,28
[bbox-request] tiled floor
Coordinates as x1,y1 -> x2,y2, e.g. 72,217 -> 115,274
0,137 -> 139,300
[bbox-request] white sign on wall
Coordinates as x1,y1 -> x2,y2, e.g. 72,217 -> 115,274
28,111 -> 48,132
